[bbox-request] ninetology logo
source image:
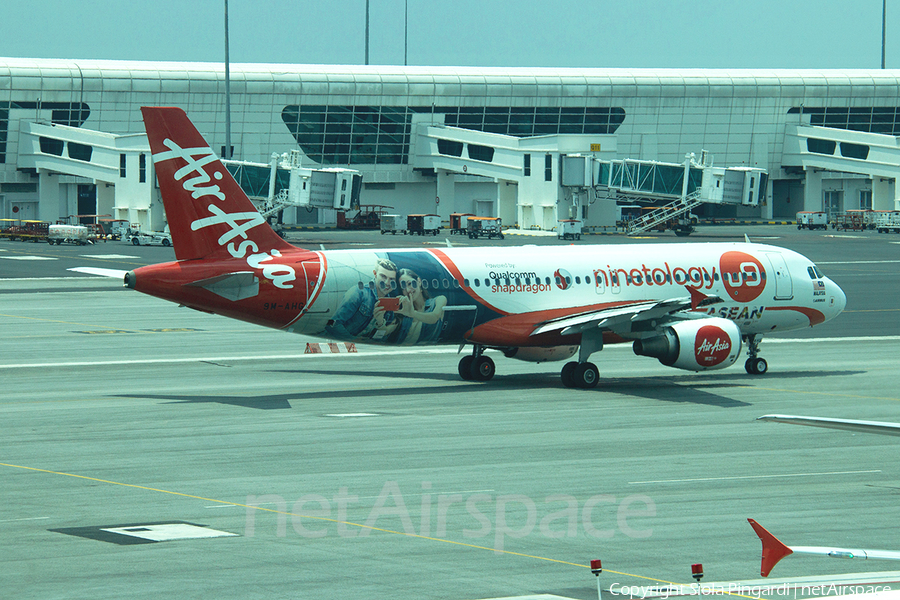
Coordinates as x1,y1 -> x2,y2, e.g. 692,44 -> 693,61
719,251 -> 765,303
244,482 -> 656,552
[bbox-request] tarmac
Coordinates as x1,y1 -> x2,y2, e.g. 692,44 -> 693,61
2,225 -> 900,600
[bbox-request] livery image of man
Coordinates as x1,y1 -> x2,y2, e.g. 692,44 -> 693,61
326,258 -> 400,341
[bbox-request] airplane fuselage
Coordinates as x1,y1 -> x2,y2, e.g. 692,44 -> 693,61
131,241 -> 845,351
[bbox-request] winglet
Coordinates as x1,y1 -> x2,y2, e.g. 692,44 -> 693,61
748,519 -> 793,577
687,285 -> 707,310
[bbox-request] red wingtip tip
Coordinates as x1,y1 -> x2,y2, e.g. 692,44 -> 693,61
748,519 -> 793,577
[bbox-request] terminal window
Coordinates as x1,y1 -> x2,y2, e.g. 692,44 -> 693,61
789,106 -> 900,135
282,105 -> 625,166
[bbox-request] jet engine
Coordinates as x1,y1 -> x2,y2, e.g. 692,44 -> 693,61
632,317 -> 742,371
503,345 -> 578,363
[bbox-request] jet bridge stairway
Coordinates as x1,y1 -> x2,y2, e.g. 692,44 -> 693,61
624,190 -> 704,235
561,152 -> 768,236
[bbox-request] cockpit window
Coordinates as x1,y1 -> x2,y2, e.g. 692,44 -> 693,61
808,265 -> 824,279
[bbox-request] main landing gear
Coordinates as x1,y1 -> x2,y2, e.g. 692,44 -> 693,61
458,345 -> 496,381
744,334 -> 768,375
560,361 -> 599,389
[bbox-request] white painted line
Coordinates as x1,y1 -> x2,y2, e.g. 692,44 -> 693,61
0,516 -> 50,523
2,335 -> 898,371
356,489 -> 495,500
79,254 -> 138,259
818,259 -> 900,264
764,335 -> 900,343
0,276 -> 112,281
0,348 -> 458,370
325,413 -> 379,417
0,256 -> 57,261
629,469 -> 881,485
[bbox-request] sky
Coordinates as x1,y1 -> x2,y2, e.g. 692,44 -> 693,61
2,0 -> 898,69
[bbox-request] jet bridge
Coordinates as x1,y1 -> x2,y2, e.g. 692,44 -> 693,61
561,153 -> 767,235
224,151 -> 362,228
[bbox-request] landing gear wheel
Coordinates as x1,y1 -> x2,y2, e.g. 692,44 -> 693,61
458,355 -> 475,380
745,357 -> 768,375
470,356 -> 495,381
561,361 -> 578,388
574,362 -> 599,388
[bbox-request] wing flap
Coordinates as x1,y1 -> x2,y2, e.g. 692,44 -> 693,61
531,287 -> 722,337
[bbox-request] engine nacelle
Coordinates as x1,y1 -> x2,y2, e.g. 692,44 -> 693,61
503,345 -> 578,363
632,317 -> 742,371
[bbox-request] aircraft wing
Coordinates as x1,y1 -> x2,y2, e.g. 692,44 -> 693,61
758,415 -> 900,437
531,286 -> 722,337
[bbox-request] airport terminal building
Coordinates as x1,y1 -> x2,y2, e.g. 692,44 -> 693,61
3,57 -> 900,231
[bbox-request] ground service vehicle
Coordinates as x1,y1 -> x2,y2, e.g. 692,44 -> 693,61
47,224 -> 91,245
126,229 -> 172,246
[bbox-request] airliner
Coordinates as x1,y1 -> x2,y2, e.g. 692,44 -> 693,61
76,107 -> 846,388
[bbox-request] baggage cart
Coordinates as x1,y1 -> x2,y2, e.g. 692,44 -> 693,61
557,219 -> 582,241
876,210 -> 900,233
449,213 -> 474,234
467,216 -> 504,240
796,211 -> 827,230
379,214 -> 404,235
406,214 -> 441,235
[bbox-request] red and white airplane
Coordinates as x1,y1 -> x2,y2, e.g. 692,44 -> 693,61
79,107 -> 846,388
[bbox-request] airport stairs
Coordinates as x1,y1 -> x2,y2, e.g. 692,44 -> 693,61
625,190 -> 704,235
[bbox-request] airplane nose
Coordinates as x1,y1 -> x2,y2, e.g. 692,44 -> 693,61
829,279 -> 846,318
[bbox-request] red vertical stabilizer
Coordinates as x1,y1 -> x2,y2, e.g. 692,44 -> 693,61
748,518 -> 794,577
140,106 -> 296,261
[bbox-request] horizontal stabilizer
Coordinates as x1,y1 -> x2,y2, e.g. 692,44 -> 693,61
68,267 -> 128,279
185,271 -> 259,301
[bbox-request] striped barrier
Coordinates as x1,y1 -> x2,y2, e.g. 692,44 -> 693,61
305,342 -> 358,354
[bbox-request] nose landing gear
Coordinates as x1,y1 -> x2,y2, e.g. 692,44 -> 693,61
744,334 -> 768,375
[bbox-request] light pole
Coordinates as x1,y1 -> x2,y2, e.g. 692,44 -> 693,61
224,0 -> 232,158
882,0 -> 887,69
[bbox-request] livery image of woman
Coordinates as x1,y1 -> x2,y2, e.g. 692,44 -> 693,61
395,268 -> 448,344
